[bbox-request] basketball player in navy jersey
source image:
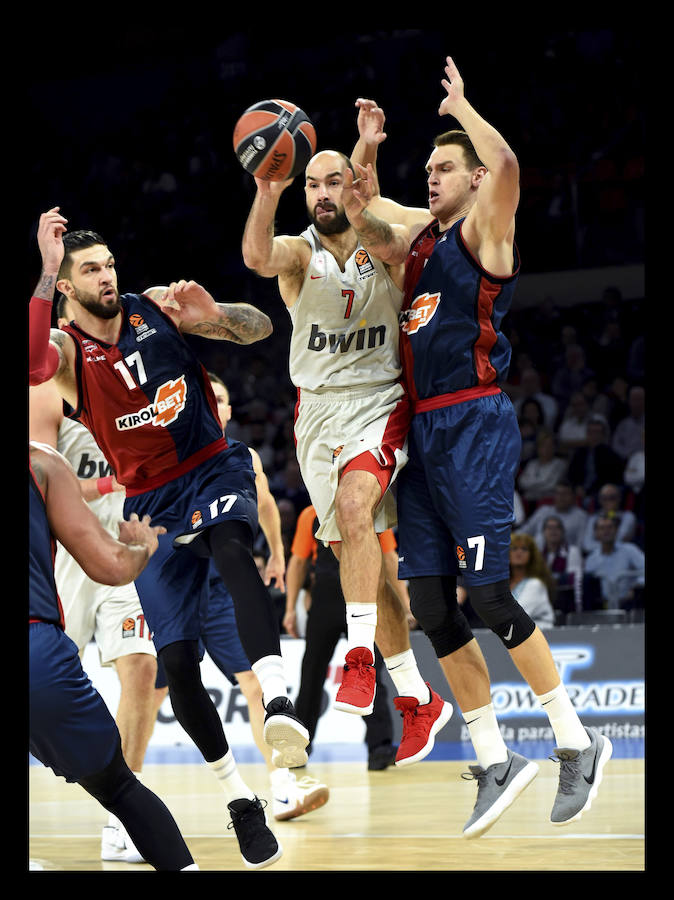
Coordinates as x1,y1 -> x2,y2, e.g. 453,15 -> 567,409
29,440 -> 198,871
28,207 -> 301,868
345,57 -> 612,836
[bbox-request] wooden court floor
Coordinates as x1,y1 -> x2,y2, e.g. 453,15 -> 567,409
29,756 -> 645,873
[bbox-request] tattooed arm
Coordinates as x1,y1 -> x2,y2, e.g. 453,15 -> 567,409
341,166 -> 411,267
149,280 -> 273,344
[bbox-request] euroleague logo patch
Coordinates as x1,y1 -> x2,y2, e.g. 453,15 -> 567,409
456,545 -> 467,569
129,312 -> 157,343
354,248 -> 375,277
399,291 -> 441,334
115,375 -> 188,431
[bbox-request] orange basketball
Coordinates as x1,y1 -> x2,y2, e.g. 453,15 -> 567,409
233,99 -> 316,181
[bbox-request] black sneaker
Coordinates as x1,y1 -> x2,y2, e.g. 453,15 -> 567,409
227,797 -> 283,869
263,696 -> 310,768
368,743 -> 398,771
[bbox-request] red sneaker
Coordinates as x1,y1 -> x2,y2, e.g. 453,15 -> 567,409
334,647 -> 376,715
394,684 -> 453,767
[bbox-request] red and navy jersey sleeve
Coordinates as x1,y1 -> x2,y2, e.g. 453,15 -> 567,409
63,293 -> 226,493
28,465 -> 64,628
400,219 -> 520,403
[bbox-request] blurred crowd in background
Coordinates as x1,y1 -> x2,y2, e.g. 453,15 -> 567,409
25,27 -> 645,626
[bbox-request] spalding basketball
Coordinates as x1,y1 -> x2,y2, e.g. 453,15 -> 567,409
233,99 -> 317,181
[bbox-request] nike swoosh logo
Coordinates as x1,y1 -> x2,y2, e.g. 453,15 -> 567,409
495,758 -> 514,786
584,747 -> 600,784
504,625 -> 514,641
275,796 -> 289,804
310,275 -> 325,279
350,613 -> 374,618
464,717 -> 480,726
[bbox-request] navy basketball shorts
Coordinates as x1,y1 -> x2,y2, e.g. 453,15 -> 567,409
29,622 -> 119,782
397,392 -> 521,586
125,441 -> 259,654
154,569 -> 252,689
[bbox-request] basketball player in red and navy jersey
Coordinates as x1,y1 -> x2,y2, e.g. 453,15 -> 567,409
345,57 -> 612,835
29,440 -> 199,870
28,208 -> 305,869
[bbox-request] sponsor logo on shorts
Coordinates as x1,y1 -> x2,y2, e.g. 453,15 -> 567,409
191,510 -> 203,529
399,291 -> 441,335
456,545 -> 467,569
115,375 -> 187,430
332,445 -> 344,463
122,617 -> 136,638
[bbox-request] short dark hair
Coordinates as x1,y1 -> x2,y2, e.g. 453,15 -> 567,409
433,130 -> 484,170
208,371 -> 228,392
58,230 -> 109,281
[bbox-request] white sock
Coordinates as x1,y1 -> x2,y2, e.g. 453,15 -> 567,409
181,863 -> 200,870
207,749 -> 256,803
384,649 -> 430,704
462,703 -> 509,769
270,767 -> 293,788
345,602 -> 377,653
537,682 -> 591,750
251,654 -> 288,708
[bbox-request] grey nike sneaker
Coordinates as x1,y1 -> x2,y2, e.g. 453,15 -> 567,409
550,726 -> 613,825
462,749 -> 539,838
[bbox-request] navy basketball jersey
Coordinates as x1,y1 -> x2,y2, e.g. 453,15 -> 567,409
62,293 -> 226,495
29,463 -> 64,628
400,218 -> 520,407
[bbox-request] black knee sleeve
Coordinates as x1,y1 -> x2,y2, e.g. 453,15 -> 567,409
467,579 -> 536,648
159,640 -> 228,762
408,575 -> 474,658
205,520 -> 281,664
79,738 -> 134,808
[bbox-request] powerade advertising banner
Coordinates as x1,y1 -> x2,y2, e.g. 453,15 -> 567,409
404,624 -> 645,746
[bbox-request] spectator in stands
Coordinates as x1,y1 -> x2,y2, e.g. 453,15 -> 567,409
623,431 -> 645,496
512,367 -> 559,431
521,479 -> 589,548
557,391 -> 593,456
567,415 -> 625,504
551,343 -> 595,409
611,385 -> 645,461
583,515 -> 645,610
508,533 -> 556,629
539,515 -> 584,614
517,429 -> 568,505
582,483 -> 637,555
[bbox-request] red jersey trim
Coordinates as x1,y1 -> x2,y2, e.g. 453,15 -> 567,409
125,437 -> 228,496
414,384 -> 501,413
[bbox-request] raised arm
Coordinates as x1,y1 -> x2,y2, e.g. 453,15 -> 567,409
439,57 -> 520,244
341,165 -> 412,267
351,99 -> 433,235
29,208 -> 77,398
241,178 -> 310,307
30,442 -> 165,586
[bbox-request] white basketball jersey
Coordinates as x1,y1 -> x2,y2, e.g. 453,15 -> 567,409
56,417 -> 124,538
288,226 -> 403,391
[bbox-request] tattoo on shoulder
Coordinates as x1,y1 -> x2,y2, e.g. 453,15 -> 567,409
49,329 -> 70,376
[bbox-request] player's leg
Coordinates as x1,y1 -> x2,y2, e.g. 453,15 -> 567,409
204,520 -> 309,768
29,623 -> 196,871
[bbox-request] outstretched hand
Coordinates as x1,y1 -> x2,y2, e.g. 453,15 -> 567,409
341,164 -> 377,221
163,280 -> 218,328
355,98 -> 387,145
37,207 -> 68,273
438,56 -> 466,117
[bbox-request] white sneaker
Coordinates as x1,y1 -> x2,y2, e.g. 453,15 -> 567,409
272,772 -> 330,821
101,823 -> 146,863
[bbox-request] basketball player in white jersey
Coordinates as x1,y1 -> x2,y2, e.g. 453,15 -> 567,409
242,150 -> 452,766
29,298 -> 159,864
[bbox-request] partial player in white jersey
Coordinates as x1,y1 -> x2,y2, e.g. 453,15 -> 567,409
29,298 -> 159,865
242,149 -> 453,767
